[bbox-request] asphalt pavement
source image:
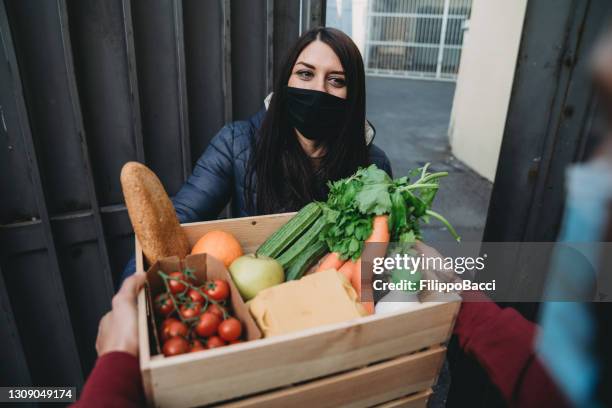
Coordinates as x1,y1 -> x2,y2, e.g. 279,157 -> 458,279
366,76 -> 493,243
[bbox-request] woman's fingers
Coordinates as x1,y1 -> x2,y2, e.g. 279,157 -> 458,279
414,240 -> 460,283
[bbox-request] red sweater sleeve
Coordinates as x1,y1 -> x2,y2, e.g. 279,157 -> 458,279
454,292 -> 569,408
72,352 -> 144,408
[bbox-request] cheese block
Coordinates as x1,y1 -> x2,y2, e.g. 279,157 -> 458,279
249,270 -> 368,337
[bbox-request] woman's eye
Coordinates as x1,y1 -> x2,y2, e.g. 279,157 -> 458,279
296,70 -> 314,79
329,77 -> 346,87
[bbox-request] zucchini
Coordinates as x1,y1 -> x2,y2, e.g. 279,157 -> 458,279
277,216 -> 328,268
285,240 -> 327,281
256,202 -> 321,258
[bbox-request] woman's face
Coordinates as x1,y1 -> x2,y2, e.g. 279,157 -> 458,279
288,40 -> 347,99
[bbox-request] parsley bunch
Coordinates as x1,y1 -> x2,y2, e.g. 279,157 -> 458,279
319,164 -> 459,260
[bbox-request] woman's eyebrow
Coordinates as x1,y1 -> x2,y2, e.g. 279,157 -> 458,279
295,61 -> 345,75
296,61 -> 316,69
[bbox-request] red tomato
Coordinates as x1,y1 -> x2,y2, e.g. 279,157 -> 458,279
207,336 -> 226,349
229,339 -> 243,345
161,319 -> 188,342
168,272 -> 187,294
163,336 -> 190,356
207,303 -> 227,319
161,317 -> 179,330
205,280 -> 230,301
179,303 -> 202,320
218,318 -> 242,342
195,312 -> 221,337
190,340 -> 206,353
155,293 -> 175,316
187,288 -> 205,305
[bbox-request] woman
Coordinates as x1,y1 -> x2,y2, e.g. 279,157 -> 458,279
174,26 -> 390,219
122,27 -> 391,280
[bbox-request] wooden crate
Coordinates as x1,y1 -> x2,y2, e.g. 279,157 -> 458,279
137,213 -> 460,408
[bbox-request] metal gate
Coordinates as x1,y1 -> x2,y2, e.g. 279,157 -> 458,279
365,0 -> 472,81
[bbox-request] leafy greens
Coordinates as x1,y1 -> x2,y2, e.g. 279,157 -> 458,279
319,163 -> 459,260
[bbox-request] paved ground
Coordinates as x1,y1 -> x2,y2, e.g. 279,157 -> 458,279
366,77 -> 493,407
366,77 -> 493,243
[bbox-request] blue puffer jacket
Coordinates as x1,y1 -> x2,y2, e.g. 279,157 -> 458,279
121,106 -> 392,281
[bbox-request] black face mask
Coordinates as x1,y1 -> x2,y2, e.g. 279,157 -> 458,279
284,86 -> 348,141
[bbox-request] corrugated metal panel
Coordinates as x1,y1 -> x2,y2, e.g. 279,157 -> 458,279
231,0 -> 270,119
274,0 -> 301,79
0,265 -> 31,387
0,0 -> 323,391
1,0 -> 85,386
183,0 -> 229,162
132,0 -> 191,194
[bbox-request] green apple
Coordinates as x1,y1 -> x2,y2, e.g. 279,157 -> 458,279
229,254 -> 284,300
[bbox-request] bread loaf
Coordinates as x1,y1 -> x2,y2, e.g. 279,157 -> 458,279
120,162 -> 190,265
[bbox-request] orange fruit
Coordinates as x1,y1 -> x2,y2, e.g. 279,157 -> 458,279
191,230 -> 243,267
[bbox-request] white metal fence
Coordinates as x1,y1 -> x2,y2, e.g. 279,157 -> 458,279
364,0 -> 472,81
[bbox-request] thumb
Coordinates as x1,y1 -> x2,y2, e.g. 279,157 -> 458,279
118,272 -> 147,300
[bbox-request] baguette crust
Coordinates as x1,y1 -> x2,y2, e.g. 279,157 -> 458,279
121,162 -> 190,265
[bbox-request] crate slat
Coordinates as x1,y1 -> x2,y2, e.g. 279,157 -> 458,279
219,347 -> 444,408
374,390 -> 433,408
144,300 -> 458,407
136,238 -> 155,403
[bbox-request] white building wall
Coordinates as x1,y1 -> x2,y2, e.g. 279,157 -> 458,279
448,0 -> 528,181
351,0 -> 367,57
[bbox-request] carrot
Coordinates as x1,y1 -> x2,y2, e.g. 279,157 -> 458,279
316,251 -> 345,273
349,261 -> 374,315
361,301 -> 375,315
350,260 -> 362,295
337,259 -> 356,281
353,215 -> 390,315
356,215 -> 391,284
366,215 -> 390,244
356,215 -> 390,290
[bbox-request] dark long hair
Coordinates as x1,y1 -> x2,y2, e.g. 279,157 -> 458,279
245,27 -> 369,214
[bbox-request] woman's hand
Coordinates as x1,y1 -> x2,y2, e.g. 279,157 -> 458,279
95,272 -> 147,357
413,241 -> 461,284
413,241 -> 463,301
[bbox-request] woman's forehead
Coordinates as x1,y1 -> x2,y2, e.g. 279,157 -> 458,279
295,40 -> 344,72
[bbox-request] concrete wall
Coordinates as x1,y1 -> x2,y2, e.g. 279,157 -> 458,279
448,0 -> 528,182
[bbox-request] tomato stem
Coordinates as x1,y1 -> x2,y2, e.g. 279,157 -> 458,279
157,270 -> 224,317
158,274 -> 187,324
